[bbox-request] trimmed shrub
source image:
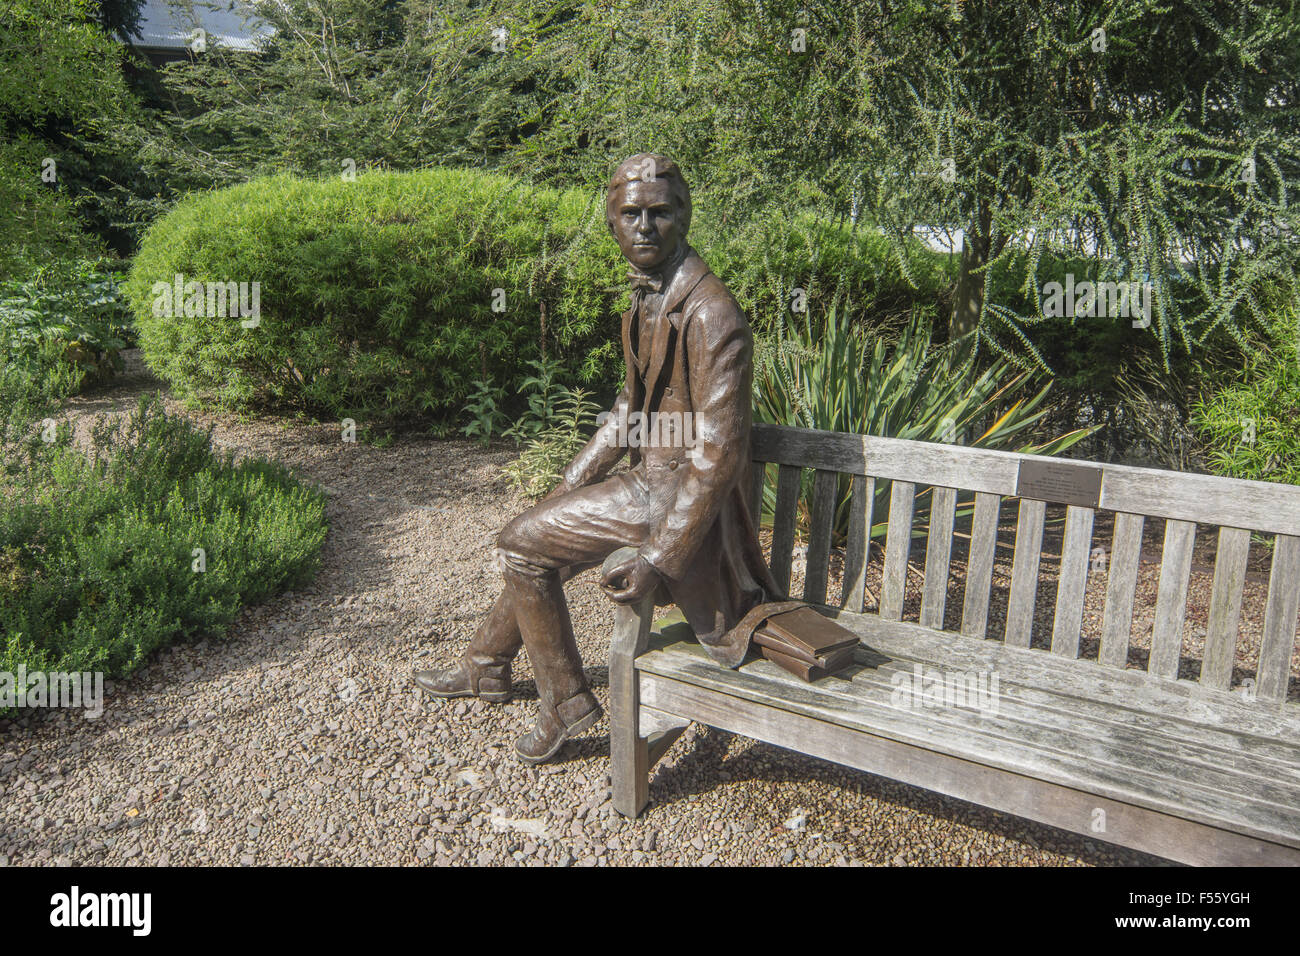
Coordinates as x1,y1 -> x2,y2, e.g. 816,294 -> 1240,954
697,208 -> 953,334
0,393 -> 328,687
125,169 -> 949,434
126,169 -> 627,433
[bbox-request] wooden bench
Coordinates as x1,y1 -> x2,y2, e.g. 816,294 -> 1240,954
604,423 -> 1300,865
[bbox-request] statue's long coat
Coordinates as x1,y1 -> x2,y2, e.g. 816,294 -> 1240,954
564,245 -> 783,667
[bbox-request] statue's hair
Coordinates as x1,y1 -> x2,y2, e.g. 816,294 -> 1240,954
605,153 -> 692,236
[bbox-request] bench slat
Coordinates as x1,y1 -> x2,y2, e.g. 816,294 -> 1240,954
1100,512 -> 1145,669
752,424 -> 1300,536
1151,519 -> 1197,679
1051,505 -> 1095,658
1005,498 -> 1047,648
833,613 -> 1300,738
770,464 -> 801,596
1202,527 -> 1252,690
735,653 -> 1300,805
824,638 -> 1300,775
960,492 -> 1001,639
1259,534 -> 1300,704
647,617 -> 1300,775
880,480 -> 915,621
920,486 -> 957,630
840,474 -> 874,613
803,469 -> 838,605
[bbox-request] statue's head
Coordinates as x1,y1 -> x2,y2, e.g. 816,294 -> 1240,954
605,153 -> 692,273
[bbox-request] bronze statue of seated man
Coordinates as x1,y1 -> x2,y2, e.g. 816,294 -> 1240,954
414,153 -> 779,763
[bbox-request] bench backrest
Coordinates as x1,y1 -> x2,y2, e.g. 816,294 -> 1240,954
750,423 -> 1300,710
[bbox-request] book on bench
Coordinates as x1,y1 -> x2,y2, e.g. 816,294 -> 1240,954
762,606 -> 860,656
752,606 -> 859,681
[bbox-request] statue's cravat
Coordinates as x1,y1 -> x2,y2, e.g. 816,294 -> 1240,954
627,269 -> 664,294
626,246 -> 687,375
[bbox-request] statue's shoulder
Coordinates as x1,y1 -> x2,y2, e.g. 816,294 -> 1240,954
681,251 -> 747,331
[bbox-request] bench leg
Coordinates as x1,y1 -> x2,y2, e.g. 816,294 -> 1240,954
609,593 -> 654,817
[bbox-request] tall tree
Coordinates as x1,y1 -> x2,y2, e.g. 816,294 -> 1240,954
0,0 -> 133,276
505,0 -> 1300,365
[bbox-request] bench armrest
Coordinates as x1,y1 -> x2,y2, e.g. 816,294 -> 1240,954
604,547 -> 659,817
603,546 -> 655,662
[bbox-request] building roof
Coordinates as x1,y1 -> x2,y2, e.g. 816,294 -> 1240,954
130,0 -> 274,52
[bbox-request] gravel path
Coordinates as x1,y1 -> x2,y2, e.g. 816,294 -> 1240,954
0,355 -> 1172,866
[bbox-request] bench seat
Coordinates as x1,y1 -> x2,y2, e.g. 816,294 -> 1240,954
632,613 -> 1300,866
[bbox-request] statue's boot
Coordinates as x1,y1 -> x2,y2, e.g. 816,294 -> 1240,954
514,688 -> 602,765
502,564 -> 602,764
413,591 -> 520,703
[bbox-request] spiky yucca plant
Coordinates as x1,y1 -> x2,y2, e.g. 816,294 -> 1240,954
753,308 -> 1098,541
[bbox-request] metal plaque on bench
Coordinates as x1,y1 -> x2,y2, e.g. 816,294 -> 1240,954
1015,458 -> 1103,508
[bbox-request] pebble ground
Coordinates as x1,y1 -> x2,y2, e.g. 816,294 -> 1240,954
0,356 -> 1212,866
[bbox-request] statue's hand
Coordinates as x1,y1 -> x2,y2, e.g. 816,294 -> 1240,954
600,552 -> 661,605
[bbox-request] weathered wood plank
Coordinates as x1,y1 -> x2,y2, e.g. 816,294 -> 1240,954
1258,534 -> 1300,705
770,464 -> 802,596
1004,498 -> 1047,648
803,469 -> 839,606
752,423 -> 1300,536
879,480 -> 915,621
920,486 -> 957,630
642,616 -> 1300,748
607,547 -> 655,818
811,613 -> 1300,741
960,492 -> 1001,639
1100,467 -> 1300,540
752,424 -> 1018,491
1151,519 -> 1197,680
1051,505 -> 1095,658
740,631 -> 1300,777
721,652 -> 1300,807
639,669 -> 1300,859
1202,527 -> 1252,691
643,630 -> 1300,809
1100,512 -> 1145,669
840,474 -> 874,613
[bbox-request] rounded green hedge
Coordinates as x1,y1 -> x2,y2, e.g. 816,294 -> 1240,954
126,168 -> 949,432
126,168 -> 627,431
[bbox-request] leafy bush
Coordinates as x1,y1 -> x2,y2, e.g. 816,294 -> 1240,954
126,168 -> 627,434
696,207 -> 952,335
753,307 -> 1098,539
1,259 -> 132,391
1191,307 -> 1300,486
461,377 -> 511,448
0,0 -> 129,280
502,389 -> 601,499
502,357 -> 580,443
127,168 -> 950,435
0,393 -> 328,686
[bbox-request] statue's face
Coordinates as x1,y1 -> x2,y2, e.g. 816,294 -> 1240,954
609,178 -> 683,272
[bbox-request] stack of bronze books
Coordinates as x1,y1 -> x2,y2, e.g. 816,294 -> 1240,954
753,606 -> 860,681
